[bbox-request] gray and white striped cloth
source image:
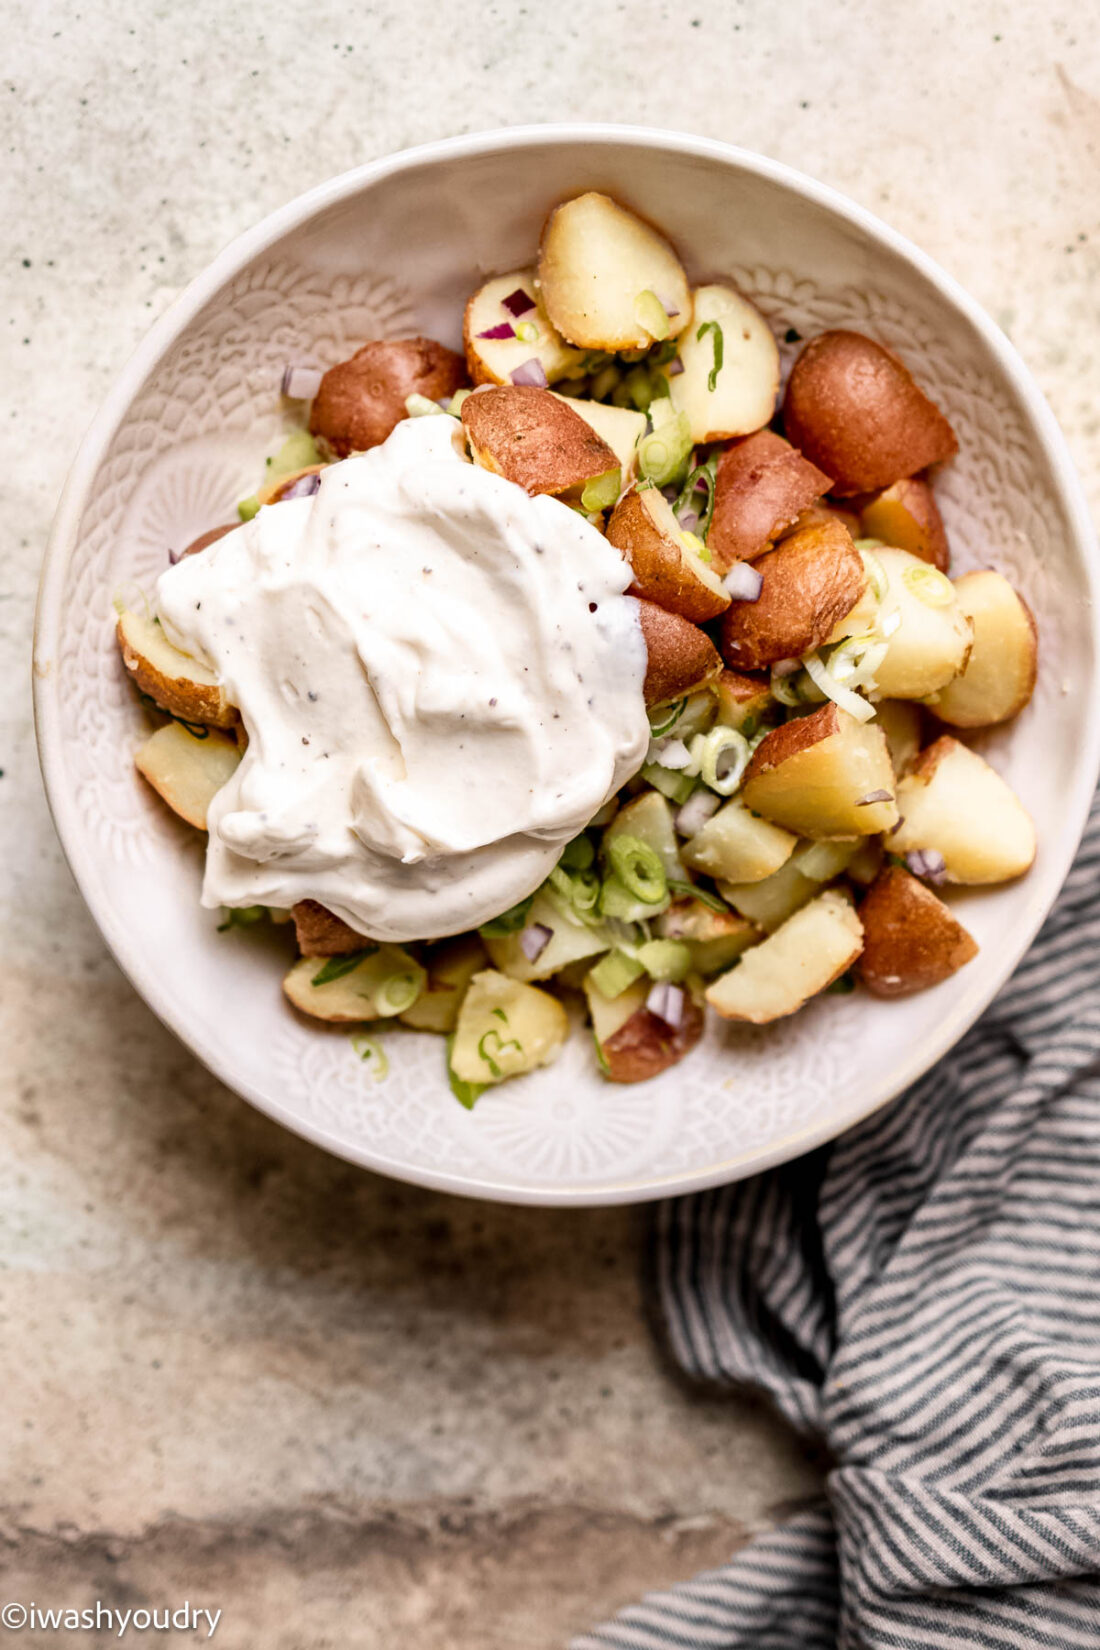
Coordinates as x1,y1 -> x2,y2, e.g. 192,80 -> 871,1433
576,798 -> 1100,1649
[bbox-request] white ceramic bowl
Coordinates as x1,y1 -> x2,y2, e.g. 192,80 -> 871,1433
35,126 -> 1100,1206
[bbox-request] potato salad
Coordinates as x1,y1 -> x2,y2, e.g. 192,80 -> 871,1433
117,190 -> 1038,1100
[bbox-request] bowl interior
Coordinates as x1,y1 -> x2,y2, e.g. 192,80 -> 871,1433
36,130 -> 1099,1204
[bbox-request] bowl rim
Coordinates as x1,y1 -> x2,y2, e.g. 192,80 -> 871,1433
34,123 -> 1100,1206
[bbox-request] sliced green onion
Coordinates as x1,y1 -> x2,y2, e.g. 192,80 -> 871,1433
592,1029 -> 611,1075
599,874 -> 665,921
589,948 -> 646,998
477,1026 -> 523,1078
698,726 -> 752,795
448,387 -> 473,416
405,392 -> 447,418
350,1033 -> 389,1081
581,466 -> 622,512
267,429 -> 321,476
667,878 -> 728,913
217,905 -> 269,932
635,289 -> 671,341
606,834 -> 668,904
447,1036 -> 486,1110
310,947 -> 380,987
674,455 -> 720,539
636,938 -> 691,982
637,409 -> 692,488
617,363 -> 658,411
641,762 -> 697,805
904,563 -> 955,608
589,364 -> 622,401
828,634 -> 889,689
237,495 -> 261,522
802,652 -> 877,722
648,697 -> 688,738
769,668 -> 804,708
860,548 -> 888,603
515,320 -> 540,344
696,319 -> 725,391
560,834 -> 596,872
479,895 -> 535,938
376,970 -> 422,1015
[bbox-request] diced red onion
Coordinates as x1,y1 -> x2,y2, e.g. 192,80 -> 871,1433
510,358 -> 548,388
653,737 -> 692,770
773,657 -> 801,677
857,789 -> 893,806
646,981 -> 684,1029
520,923 -> 553,962
677,509 -> 699,536
476,321 -> 516,340
656,294 -> 680,318
168,545 -> 183,565
667,357 -> 685,376
502,288 -> 537,318
905,848 -> 947,883
661,484 -> 680,503
280,365 -> 323,399
281,472 -> 322,500
723,563 -> 764,602
676,790 -> 721,837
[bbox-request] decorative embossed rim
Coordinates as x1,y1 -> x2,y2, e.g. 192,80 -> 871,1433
34,126 -> 1100,1206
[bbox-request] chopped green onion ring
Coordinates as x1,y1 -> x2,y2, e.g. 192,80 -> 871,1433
581,466 -> 622,513
606,834 -> 668,904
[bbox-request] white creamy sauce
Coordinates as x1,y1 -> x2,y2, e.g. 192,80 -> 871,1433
156,416 -> 649,941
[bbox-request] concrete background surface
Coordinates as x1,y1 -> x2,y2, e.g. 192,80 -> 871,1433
2,2 -> 1098,1644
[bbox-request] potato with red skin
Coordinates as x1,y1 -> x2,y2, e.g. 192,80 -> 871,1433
714,668 -> 772,734
782,331 -> 958,495
607,486 -> 730,623
292,899 -> 365,958
780,502 -> 862,540
601,994 -> 705,1083
860,477 -> 950,571
637,600 -> 723,707
708,430 -> 832,572
741,703 -> 899,837
179,523 -> 236,559
718,518 -> 865,671
309,337 -> 467,457
461,384 -> 618,497
857,866 -> 978,997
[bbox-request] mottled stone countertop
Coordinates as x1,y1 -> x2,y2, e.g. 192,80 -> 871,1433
2,3 -> 1097,1644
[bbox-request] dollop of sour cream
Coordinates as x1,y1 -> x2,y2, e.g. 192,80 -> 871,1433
156,416 -> 649,942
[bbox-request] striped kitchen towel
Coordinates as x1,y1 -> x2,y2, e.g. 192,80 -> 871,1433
576,797 -> 1100,1649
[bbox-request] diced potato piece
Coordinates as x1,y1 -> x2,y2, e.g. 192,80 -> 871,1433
892,737 -> 1036,884
483,892 -> 612,982
742,704 -> 898,837
932,571 -> 1037,728
782,330 -> 958,496
585,975 -> 705,1084
283,945 -> 426,1023
845,836 -> 885,887
310,337 -> 467,457
859,477 -> 950,571
870,548 -> 972,700
399,935 -> 489,1033
670,285 -> 780,444
706,888 -> 863,1023
873,699 -> 922,776
537,192 -> 691,352
718,519 -> 865,671
463,270 -> 585,386
656,896 -> 760,971
857,866 -> 978,997
682,798 -> 797,883
461,384 -> 617,497
717,836 -> 860,933
450,970 -> 569,1085
707,429 -> 832,572
291,899 -> 364,957
555,396 -> 646,479
638,600 -> 723,707
605,791 -> 686,881
608,486 -> 731,624
134,721 -> 240,830
714,669 -> 773,736
117,609 -> 237,729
